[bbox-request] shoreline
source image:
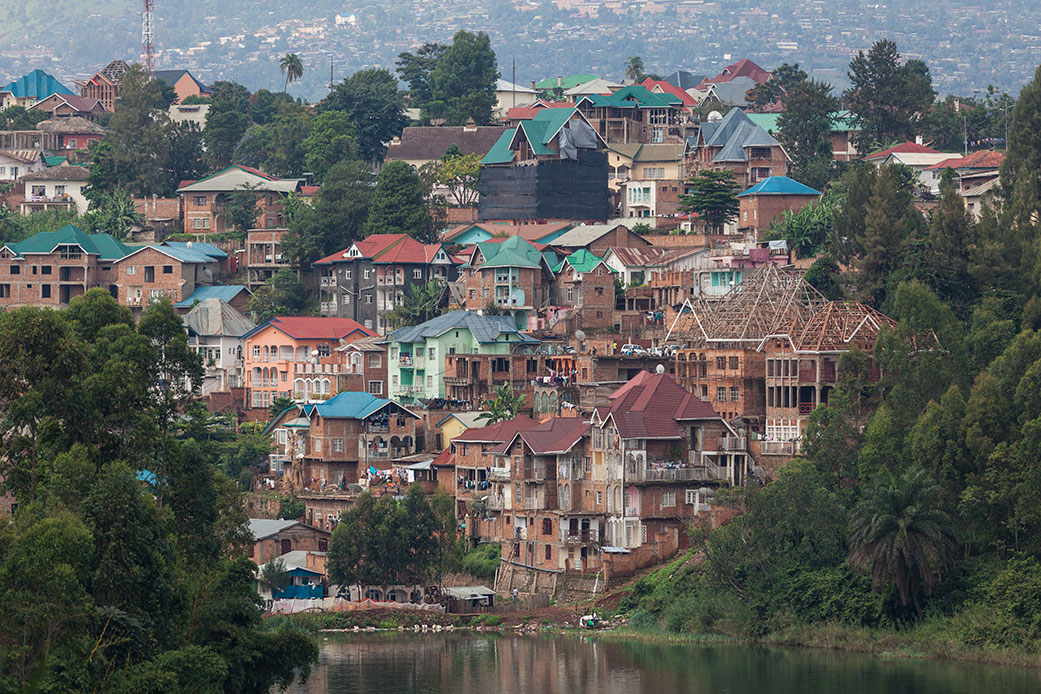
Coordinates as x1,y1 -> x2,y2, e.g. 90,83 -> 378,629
279,609 -> 1041,670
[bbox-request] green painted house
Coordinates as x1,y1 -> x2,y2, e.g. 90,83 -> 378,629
385,310 -> 540,405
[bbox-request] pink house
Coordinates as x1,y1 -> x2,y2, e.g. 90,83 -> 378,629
242,317 -> 376,410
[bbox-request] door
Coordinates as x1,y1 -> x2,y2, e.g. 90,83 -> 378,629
280,538 -> 292,555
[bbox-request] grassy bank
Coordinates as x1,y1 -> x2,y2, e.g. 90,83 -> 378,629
260,610 -> 505,633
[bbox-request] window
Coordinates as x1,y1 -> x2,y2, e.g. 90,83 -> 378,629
730,387 -> 739,402
481,288 -> 489,298
281,371 -> 287,382
566,287 -> 573,302
367,353 -> 381,368
662,492 -> 675,507
368,380 -> 383,394
716,387 -> 726,401
0,284 -> 8,298
193,195 -> 207,207
413,268 -> 422,279
427,375 -> 433,388
363,268 -> 370,279
126,266 -> 136,275
54,185 -> 66,196
428,347 -> 435,361
729,356 -> 739,370
9,266 -> 19,275
469,290 -> 475,299
644,167 -> 665,179
41,265 -> 51,275
596,491 -> 603,506
344,269 -> 352,280
545,544 -> 552,561
317,344 -> 331,357
685,489 -> 698,505
542,518 -> 552,535
342,293 -> 351,305
716,356 -> 726,370
314,438 -> 322,452
364,294 -> 372,304
333,438 -> 343,452
162,265 -> 173,274
41,284 -> 51,298
276,429 -> 287,445
252,345 -> 260,358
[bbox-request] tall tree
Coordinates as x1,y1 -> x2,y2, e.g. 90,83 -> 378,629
365,160 -> 434,241
396,42 -> 447,108
848,466 -> 958,613
281,160 -> 374,264
84,188 -> 144,240
434,153 -> 481,207
679,169 -> 740,233
844,39 -> 935,153
856,164 -> 921,306
321,68 -> 407,162
427,30 -> 498,125
224,185 -> 260,234
247,268 -> 312,323
303,111 -> 359,183
279,53 -> 304,95
747,63 -> 808,110
778,79 -> 840,179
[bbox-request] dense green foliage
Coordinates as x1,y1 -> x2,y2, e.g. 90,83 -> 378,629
678,169 -> 740,233
386,281 -> 448,329
247,267 -> 313,322
0,290 -> 317,692
398,31 -> 498,125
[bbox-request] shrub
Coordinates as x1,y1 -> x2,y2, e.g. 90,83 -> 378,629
460,543 -> 500,582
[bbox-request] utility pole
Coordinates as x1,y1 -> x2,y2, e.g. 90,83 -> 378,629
142,0 -> 156,74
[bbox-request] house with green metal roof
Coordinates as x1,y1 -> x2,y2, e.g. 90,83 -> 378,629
576,84 -> 688,146
455,236 -> 557,328
534,74 -> 600,97
550,249 -> 617,329
478,108 -> 610,223
0,69 -> 73,109
385,310 -> 540,405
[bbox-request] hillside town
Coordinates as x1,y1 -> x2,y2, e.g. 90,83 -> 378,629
4,23 -> 1041,687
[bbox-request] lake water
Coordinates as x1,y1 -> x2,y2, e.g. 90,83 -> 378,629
284,632 -> 1041,694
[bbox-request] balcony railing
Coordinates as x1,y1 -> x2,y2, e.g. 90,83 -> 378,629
488,468 -> 511,481
798,403 -> 816,415
399,355 -> 413,367
484,495 -> 505,510
761,440 -> 800,456
561,529 -> 596,543
320,276 -> 336,287
718,436 -> 747,452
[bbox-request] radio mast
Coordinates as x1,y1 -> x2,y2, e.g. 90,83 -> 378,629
142,0 -> 156,74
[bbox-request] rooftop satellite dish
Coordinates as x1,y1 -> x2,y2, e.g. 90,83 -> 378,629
655,364 -> 665,374
707,110 -> 723,122
185,241 -> 193,249
575,330 -> 586,341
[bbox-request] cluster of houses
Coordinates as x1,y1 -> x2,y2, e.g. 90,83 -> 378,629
0,56 -> 999,605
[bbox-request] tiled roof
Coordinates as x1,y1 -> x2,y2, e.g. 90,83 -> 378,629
388,310 -> 540,345
183,297 -> 256,337
563,77 -> 623,96
451,415 -> 539,444
303,391 -> 416,420
34,93 -> 103,112
737,176 -> 820,197
862,142 -> 941,160
177,165 -> 299,193
699,58 -> 772,87
313,235 -> 455,266
5,225 -> 131,260
384,125 -> 508,162
552,248 -> 614,274
925,149 -> 1005,171
550,223 -> 643,249
594,372 -> 721,439
0,150 -> 42,164
175,285 -> 249,308
1,69 -> 73,99
154,69 -> 210,94
19,165 -> 88,181
244,316 -> 376,341
606,246 -> 705,267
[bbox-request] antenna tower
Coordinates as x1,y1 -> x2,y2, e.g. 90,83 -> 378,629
142,0 -> 156,74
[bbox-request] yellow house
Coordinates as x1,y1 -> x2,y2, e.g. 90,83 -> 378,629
607,144 -> 686,193
435,412 -> 489,450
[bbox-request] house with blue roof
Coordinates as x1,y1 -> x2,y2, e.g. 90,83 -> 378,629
736,176 -> 821,237
385,310 -> 540,405
478,108 -> 609,223
684,108 -> 790,189
0,69 -> 73,109
267,391 -> 421,490
174,284 -> 251,312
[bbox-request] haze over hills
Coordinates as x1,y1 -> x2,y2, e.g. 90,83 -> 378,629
1,0 -> 1037,99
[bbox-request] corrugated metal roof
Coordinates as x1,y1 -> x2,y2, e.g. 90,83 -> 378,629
175,285 -> 250,308
388,310 -> 539,345
248,518 -> 299,540
302,391 -> 416,420
737,176 -> 820,197
183,297 -> 256,337
243,317 -> 375,341
7,225 -> 131,260
1,69 -> 73,99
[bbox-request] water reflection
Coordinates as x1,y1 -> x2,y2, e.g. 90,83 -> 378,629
285,632 -> 1041,694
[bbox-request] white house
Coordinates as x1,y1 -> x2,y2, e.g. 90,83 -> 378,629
0,150 -> 45,181
18,164 -> 89,214
182,297 -> 256,394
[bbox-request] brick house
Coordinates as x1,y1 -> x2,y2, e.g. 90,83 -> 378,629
684,108 -> 789,189
248,519 -> 330,565
267,391 -> 421,490
245,228 -> 290,290
154,69 -> 211,104
241,316 -> 376,411
177,165 -> 303,236
736,176 -> 821,239
30,93 -> 107,121
550,249 -> 616,330
444,353 -> 577,417
313,234 -> 460,334
337,335 -> 388,398
36,117 -> 105,152
456,236 -> 555,329
575,85 -> 688,145
113,244 -> 222,310
81,60 -> 130,112
449,416 -> 538,519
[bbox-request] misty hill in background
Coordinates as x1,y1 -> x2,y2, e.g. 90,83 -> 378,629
1,0 -> 1038,100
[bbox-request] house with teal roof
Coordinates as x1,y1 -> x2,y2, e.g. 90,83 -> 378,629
576,84 -> 687,145
533,74 -> 600,98
385,310 -> 540,405
0,69 -> 73,109
550,249 -> 617,329
478,108 -> 609,223
736,176 -> 820,236
456,235 -> 557,328
267,391 -> 421,489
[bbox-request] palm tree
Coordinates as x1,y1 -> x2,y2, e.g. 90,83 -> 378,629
624,56 -> 645,83
280,53 -> 304,96
386,281 -> 446,329
848,467 -> 958,613
475,383 -> 525,424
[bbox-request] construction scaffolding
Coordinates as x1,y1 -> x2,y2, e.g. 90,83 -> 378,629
666,264 -> 827,346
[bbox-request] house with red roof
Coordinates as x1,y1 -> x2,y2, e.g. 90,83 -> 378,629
862,142 -> 956,192
638,78 -> 697,107
589,371 -> 750,551
30,93 -> 107,121
697,59 -> 773,90
241,316 -> 376,410
925,149 -> 1004,196
177,164 -> 305,236
312,234 -> 459,334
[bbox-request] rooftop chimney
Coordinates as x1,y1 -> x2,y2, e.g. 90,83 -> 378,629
557,75 -> 563,87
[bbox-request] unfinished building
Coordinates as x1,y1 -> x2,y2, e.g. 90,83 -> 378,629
673,264 -> 827,431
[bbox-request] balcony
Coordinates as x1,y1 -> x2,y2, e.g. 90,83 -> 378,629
484,494 -> 505,510
399,355 -> 413,367
320,276 -> 336,287
798,402 -> 816,415
488,467 -> 511,481
320,301 -> 336,313
443,375 -> 473,386
126,296 -> 141,307
561,529 -> 596,544
718,436 -> 747,452
761,440 -> 800,456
